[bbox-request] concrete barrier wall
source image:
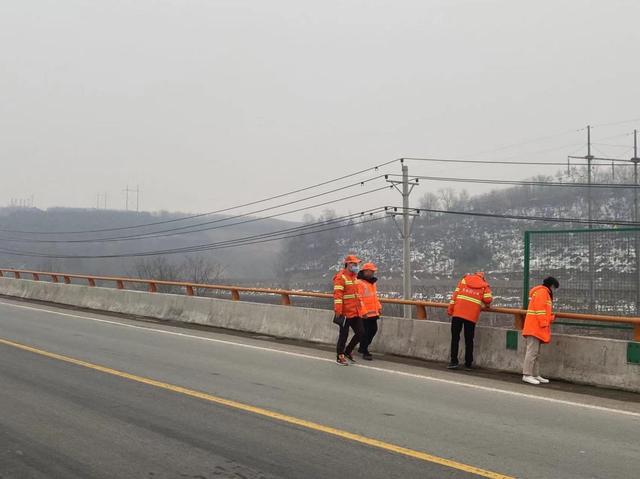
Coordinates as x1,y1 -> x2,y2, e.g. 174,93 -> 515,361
1,277 -> 638,392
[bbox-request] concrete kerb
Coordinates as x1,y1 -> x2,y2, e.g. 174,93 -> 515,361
0,277 -> 638,393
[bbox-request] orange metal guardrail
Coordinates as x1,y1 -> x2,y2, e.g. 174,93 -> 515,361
1,268 -> 639,340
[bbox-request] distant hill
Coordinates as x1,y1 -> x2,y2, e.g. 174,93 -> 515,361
1,165 -> 636,314
278,166 -> 638,313
0,207 -> 298,280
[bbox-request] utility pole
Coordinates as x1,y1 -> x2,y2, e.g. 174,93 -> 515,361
568,127 -> 632,312
123,185 -> 139,211
632,129 -> 640,315
387,160 -> 420,319
97,192 -> 108,209
587,125 -> 593,228
633,130 -> 639,223
587,126 -> 595,310
402,164 -> 411,319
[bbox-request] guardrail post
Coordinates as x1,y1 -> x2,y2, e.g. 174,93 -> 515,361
231,289 -> 240,301
32,273 -> 40,281
634,324 -> 640,342
14,272 -> 20,279
186,285 -> 195,296
63,276 -> 71,284
415,304 -> 427,320
116,280 -> 124,289
0,270 -> 4,277
514,313 -> 525,330
51,275 -> 59,283
281,293 -> 291,306
148,282 -> 157,293
87,278 -> 96,287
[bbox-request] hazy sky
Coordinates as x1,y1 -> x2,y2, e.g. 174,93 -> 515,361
1,0 -> 639,219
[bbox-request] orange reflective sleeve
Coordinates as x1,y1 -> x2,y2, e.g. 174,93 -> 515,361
482,285 -> 493,305
333,275 -> 345,314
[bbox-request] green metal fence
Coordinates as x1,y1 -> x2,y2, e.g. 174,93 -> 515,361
523,227 -> 640,317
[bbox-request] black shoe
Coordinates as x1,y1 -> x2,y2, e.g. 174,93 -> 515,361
362,353 -> 373,361
464,364 -> 474,371
345,352 -> 356,363
447,362 -> 460,369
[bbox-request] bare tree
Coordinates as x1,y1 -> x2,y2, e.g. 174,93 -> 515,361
419,192 -> 442,223
132,256 -> 182,293
454,189 -> 470,209
439,187 -> 458,211
419,192 -> 441,211
179,255 -> 225,296
134,256 -> 179,281
132,254 -> 226,295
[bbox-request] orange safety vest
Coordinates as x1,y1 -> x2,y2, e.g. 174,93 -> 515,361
523,285 -> 555,343
333,269 -> 364,318
447,273 -> 493,323
358,279 -> 382,318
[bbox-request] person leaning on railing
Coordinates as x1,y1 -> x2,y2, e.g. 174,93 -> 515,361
522,276 -> 560,385
446,271 -> 493,371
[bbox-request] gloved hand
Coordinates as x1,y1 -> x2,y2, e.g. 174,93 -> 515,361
333,314 -> 346,326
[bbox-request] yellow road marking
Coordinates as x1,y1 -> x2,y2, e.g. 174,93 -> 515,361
0,337 -> 515,479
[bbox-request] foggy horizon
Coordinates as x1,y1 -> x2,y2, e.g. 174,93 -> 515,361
2,1 -> 640,221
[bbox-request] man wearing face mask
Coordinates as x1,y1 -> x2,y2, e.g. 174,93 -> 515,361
522,276 -> 559,385
333,254 -> 365,366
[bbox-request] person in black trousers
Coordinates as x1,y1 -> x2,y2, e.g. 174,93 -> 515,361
447,272 -> 493,370
356,263 -> 382,360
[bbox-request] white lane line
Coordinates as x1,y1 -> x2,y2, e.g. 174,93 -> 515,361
1,299 -> 639,419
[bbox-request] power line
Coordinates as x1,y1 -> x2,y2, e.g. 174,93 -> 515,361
89,176 -> 387,241
407,207 -> 640,227
404,156 -> 568,166
593,143 -> 634,148
453,119 -> 638,159
463,127 -> 637,163
402,175 -> 640,189
0,159 -> 401,235
0,184 -> 393,244
566,155 -> 632,164
0,208 -> 390,259
3,202 -> 635,259
466,128 -> 581,158
591,117 -> 640,128
154,212 -> 388,257
160,215 -> 389,257
402,156 -> 634,167
127,209 -> 386,256
474,141 -> 586,162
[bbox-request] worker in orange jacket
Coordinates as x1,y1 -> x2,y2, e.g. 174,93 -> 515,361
447,271 -> 492,370
333,254 -> 365,366
522,276 -> 559,385
356,262 -> 382,361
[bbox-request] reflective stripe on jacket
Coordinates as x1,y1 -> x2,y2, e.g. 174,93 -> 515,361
358,279 -> 382,318
523,285 -> 555,343
333,269 -> 364,318
447,273 -> 492,323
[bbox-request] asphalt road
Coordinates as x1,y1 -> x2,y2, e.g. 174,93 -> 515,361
0,297 -> 638,479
